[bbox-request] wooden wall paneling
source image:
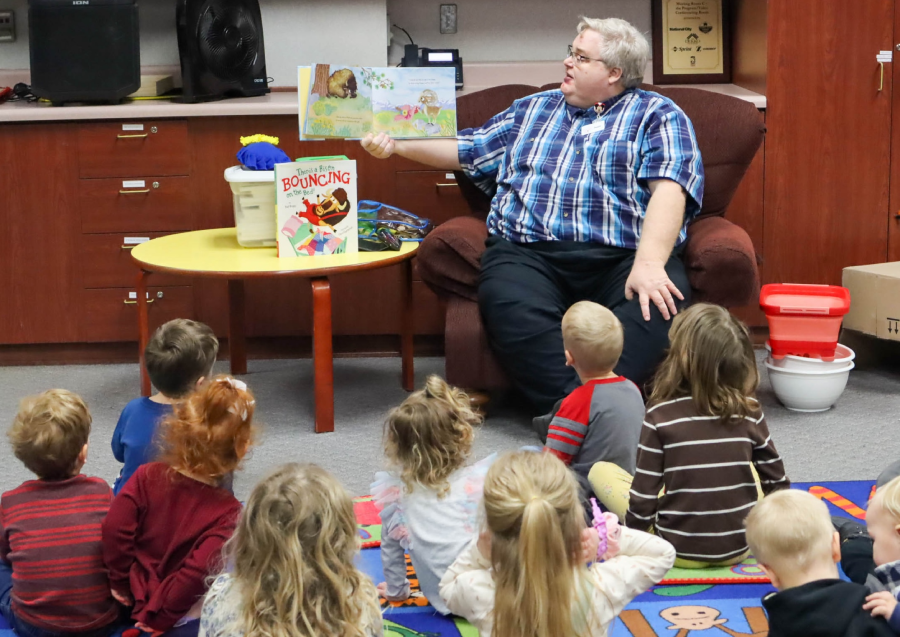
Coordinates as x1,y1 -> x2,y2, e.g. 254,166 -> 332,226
0,123 -> 80,345
726,112 -> 766,327
889,0 -> 900,262
763,0 -> 891,286
731,0 -> 768,96
78,120 -> 190,179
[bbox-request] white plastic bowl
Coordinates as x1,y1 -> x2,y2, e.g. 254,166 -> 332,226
764,360 -> 854,412
765,342 -> 855,371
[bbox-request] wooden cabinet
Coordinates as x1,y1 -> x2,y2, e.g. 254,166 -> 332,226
79,177 -> 193,233
79,286 -> 195,342
76,118 -> 196,343
761,0 -> 892,286
80,233 -> 182,288
0,92 -> 766,354
726,0 -> 898,293
77,120 -> 190,178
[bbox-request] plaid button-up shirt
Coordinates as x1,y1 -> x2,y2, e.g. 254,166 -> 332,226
457,88 -> 704,249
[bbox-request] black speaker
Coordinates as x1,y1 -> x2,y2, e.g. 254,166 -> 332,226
176,0 -> 269,103
28,0 -> 140,104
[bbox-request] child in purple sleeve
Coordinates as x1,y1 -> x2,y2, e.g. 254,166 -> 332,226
112,319 -> 218,495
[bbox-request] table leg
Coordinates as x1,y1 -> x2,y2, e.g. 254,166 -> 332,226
228,279 -> 247,375
311,277 -> 334,433
137,269 -> 151,397
400,258 -> 415,391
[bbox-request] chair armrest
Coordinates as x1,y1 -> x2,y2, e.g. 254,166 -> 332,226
685,216 -> 760,307
417,217 -> 489,302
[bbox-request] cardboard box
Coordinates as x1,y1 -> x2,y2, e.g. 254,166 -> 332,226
130,75 -> 175,98
842,262 -> 900,341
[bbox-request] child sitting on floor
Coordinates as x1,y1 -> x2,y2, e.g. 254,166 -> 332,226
532,301 -> 644,519
371,375 -> 492,614
842,476 -> 900,632
439,451 -> 674,637
1,390 -> 121,637
745,489 -> 894,637
624,303 -> 790,568
103,375 -> 256,637
199,463 -> 383,637
112,318 -> 218,495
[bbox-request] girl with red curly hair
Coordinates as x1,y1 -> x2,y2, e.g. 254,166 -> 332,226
102,375 -> 257,637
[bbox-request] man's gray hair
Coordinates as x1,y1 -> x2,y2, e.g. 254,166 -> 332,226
577,17 -> 651,89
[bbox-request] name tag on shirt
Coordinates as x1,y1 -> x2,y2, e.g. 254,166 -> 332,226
581,120 -> 605,136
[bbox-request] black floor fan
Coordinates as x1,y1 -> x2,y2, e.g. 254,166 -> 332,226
176,0 -> 269,103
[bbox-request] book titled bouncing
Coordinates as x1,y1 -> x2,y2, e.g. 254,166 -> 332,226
274,156 -> 358,258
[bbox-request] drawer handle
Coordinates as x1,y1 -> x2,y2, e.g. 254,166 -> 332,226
121,244 -> 135,250
123,291 -> 164,305
119,189 -> 150,195
435,183 -> 458,189
117,133 -> 149,139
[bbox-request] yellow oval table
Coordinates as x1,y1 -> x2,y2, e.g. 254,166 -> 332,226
131,228 -> 419,433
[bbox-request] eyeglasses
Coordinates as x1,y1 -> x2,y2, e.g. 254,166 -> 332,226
566,44 -> 605,66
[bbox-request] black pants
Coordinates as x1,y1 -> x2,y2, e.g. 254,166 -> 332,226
478,237 -> 690,414
841,462 -> 900,584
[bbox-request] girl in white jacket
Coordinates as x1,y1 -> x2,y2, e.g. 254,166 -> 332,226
439,451 -> 675,637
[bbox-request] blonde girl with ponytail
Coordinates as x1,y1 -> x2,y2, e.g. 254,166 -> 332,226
440,451 -> 674,637
370,375 -> 494,614
198,463 -> 383,637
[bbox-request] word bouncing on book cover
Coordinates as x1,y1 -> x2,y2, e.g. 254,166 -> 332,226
275,158 -> 358,258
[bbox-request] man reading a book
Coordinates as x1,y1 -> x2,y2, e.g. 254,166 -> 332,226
360,16 -> 704,413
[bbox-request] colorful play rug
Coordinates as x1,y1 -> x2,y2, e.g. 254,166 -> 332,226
0,481 -> 872,637
348,480 -> 877,637
356,480 -> 874,587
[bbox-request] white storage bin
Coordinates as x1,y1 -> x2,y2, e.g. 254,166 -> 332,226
224,165 -> 277,247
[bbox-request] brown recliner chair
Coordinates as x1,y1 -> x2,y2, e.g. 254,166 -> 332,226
417,83 -> 765,394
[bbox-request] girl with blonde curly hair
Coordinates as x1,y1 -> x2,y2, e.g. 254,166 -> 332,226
371,375 -> 493,614
440,451 -> 674,637
199,463 -> 383,637
102,375 -> 257,637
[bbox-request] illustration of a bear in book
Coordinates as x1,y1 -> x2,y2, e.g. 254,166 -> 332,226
315,188 -> 351,227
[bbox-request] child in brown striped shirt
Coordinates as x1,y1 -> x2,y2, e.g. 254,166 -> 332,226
622,303 -> 790,568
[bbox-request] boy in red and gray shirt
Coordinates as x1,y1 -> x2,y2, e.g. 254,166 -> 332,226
0,389 -> 121,637
533,301 -> 644,518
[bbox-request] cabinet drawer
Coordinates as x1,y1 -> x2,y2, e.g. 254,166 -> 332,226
78,120 -> 189,178
394,171 -> 468,227
80,234 -> 184,288
80,286 -> 195,342
79,177 -> 193,233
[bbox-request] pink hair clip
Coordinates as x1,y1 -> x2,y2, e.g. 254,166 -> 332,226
590,497 -> 621,562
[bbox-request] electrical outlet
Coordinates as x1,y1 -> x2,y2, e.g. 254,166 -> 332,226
0,10 -> 15,43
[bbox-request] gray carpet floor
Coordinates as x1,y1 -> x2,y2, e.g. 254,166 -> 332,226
0,351 -> 896,501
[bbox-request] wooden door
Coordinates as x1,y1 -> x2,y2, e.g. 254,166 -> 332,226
0,123 -> 80,344
764,0 -> 892,285
889,3 -> 900,260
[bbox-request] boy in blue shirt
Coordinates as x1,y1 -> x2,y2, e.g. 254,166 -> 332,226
111,319 -> 218,495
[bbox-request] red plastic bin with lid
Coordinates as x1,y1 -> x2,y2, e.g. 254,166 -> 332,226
759,284 -> 851,361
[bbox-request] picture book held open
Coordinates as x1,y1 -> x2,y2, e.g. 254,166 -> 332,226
297,64 -> 457,139
274,156 -> 358,258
